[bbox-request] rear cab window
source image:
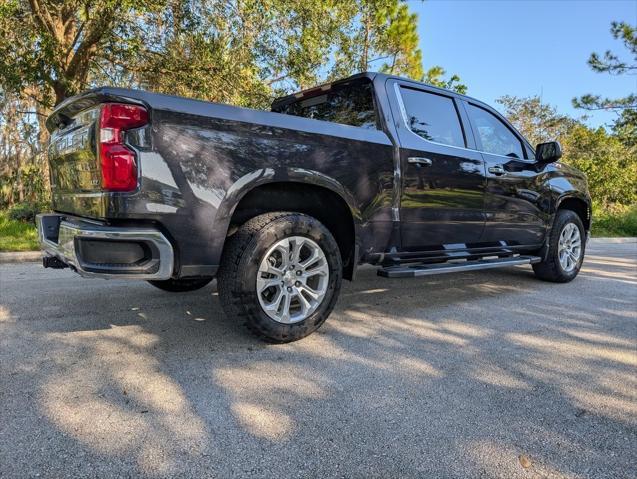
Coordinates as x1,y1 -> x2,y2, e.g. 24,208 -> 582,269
272,79 -> 378,129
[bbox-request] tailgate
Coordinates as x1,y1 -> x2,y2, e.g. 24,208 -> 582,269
46,89 -> 150,218
48,107 -> 101,194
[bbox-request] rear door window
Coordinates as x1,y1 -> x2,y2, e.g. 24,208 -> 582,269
466,104 -> 525,159
399,87 -> 465,148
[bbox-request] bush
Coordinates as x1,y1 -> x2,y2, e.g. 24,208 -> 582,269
562,125 -> 637,207
7,201 -> 49,223
592,203 -> 637,237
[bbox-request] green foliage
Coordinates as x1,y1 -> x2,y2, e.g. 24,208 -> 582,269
561,124 -> 637,207
587,21 -> 636,75
0,0 -> 468,210
612,109 -> 637,148
0,0 -> 464,109
567,19 -> 637,229
7,200 -> 49,223
423,66 -> 467,94
0,211 -> 39,251
374,1 -> 424,79
496,95 -> 579,147
573,21 -> 637,141
0,0 -> 170,107
0,163 -> 49,209
591,203 -> 637,237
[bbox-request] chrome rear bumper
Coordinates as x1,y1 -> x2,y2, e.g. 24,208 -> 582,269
36,214 -> 174,280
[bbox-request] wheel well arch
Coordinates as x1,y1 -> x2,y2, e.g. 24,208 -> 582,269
557,196 -> 591,232
226,182 -> 358,280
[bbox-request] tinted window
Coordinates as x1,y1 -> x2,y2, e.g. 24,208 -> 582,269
399,87 -> 465,147
467,104 -> 524,158
273,80 -> 377,129
525,143 -> 536,160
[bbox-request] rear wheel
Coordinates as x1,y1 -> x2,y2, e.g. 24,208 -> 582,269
533,209 -> 585,283
218,212 -> 342,343
147,277 -> 212,292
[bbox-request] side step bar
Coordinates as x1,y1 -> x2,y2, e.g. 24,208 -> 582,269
378,256 -> 542,278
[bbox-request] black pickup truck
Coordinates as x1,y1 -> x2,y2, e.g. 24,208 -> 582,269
37,72 -> 591,342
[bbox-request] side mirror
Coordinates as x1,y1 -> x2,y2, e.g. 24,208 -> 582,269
535,141 -> 562,164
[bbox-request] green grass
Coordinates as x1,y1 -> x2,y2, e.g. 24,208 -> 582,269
591,204 -> 637,238
0,212 -> 39,252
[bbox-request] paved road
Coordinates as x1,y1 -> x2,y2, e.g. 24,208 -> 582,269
1,243 -> 636,478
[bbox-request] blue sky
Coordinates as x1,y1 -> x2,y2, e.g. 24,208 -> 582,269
410,0 -> 636,128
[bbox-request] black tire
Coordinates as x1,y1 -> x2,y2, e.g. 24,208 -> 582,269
533,209 -> 586,283
147,277 -> 213,292
217,212 -> 343,343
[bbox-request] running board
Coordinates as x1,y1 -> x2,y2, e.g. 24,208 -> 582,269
378,256 -> 542,278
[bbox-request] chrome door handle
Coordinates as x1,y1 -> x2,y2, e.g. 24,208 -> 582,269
407,157 -> 432,167
488,165 -> 505,175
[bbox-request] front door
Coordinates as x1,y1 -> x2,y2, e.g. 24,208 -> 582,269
463,102 -> 546,246
389,82 -> 486,251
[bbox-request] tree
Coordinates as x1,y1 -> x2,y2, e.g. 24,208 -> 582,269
562,124 -> 637,207
330,0 -> 465,93
0,0 -> 170,109
573,21 -> 637,146
1,0 -> 463,110
423,66 -> 466,94
0,0 -> 466,207
496,95 -> 578,147
0,91 -> 46,206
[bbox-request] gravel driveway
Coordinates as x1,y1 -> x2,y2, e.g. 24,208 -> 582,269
1,242 -> 635,478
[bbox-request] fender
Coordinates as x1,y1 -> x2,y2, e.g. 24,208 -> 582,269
555,191 -> 592,211
553,192 -> 592,229
536,191 -> 592,261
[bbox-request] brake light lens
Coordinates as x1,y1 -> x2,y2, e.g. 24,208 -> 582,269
99,103 -> 148,191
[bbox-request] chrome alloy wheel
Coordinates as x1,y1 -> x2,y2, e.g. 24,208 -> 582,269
558,222 -> 582,272
256,236 -> 329,324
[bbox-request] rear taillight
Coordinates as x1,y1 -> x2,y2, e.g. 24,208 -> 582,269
98,103 -> 148,191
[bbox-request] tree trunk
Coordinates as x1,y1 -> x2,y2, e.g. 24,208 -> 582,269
35,103 -> 52,202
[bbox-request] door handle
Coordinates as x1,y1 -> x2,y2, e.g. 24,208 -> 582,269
407,157 -> 433,167
488,165 -> 506,175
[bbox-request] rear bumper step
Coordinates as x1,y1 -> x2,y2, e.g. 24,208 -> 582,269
378,255 -> 542,278
36,213 -> 174,280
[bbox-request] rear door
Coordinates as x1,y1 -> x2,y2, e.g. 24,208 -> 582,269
387,80 -> 486,251
463,101 -> 546,245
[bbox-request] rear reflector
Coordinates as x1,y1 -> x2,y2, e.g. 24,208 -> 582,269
99,103 -> 148,191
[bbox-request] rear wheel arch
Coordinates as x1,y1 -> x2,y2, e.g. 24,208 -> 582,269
224,181 -> 359,280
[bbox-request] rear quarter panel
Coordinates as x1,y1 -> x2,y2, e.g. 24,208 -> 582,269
100,91 -> 396,275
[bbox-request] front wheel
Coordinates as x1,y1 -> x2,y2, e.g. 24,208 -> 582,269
533,209 -> 586,283
217,212 -> 343,343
